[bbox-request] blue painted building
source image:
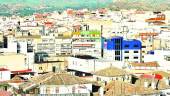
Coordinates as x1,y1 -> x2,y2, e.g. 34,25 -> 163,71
104,36 -> 142,62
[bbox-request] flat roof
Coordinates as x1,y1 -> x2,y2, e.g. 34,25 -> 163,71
71,55 -> 98,59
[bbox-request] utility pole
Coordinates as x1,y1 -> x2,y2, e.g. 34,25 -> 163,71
101,25 -> 103,58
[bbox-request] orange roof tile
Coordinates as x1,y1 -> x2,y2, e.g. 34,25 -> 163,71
130,62 -> 160,67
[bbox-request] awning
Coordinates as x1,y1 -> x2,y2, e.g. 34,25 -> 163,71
154,74 -> 163,80
12,69 -> 32,74
141,74 -> 163,80
141,74 -> 154,79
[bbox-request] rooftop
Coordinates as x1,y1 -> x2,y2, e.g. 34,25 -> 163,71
0,91 -> 12,96
72,55 -> 98,59
105,80 -> 159,96
29,72 -> 94,85
130,62 -> 160,67
0,68 -> 9,71
94,67 -> 130,77
8,75 -> 25,83
150,71 -> 170,78
20,72 -> 95,91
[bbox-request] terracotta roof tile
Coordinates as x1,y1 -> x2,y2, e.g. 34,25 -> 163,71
130,62 -> 160,67
94,67 -> 130,77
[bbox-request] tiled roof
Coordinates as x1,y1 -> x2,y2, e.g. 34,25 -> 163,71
94,67 -> 130,77
30,72 -> 93,85
0,91 -> 12,96
0,68 -> 9,71
150,71 -> 170,78
8,75 -> 25,83
12,69 -> 32,74
105,80 -> 159,96
20,72 -> 94,91
130,62 -> 160,67
135,78 -> 170,90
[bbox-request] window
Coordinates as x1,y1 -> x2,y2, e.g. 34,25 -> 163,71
115,45 -> 121,49
56,87 -> 59,93
142,46 -> 146,48
39,67 -> 42,70
124,57 -> 129,59
46,87 -> 50,94
115,51 -> 120,55
134,57 -> 138,59
124,45 -> 129,48
134,51 -> 138,53
115,39 -> 121,44
124,51 -> 129,53
72,86 -> 76,93
97,77 -> 101,81
115,56 -> 120,60
52,66 -> 56,72
134,45 -> 139,47
41,87 -> 46,94
164,56 -> 170,61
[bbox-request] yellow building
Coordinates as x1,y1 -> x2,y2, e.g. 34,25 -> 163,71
34,56 -> 68,73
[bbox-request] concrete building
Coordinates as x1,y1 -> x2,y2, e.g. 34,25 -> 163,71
36,36 -> 55,56
144,50 -> 170,70
55,38 -> 72,56
55,29 -> 72,56
0,53 -> 27,71
34,61 -> 66,73
72,29 -> 101,58
104,36 -> 142,62
68,55 -> 125,76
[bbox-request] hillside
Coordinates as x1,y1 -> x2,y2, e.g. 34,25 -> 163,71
0,0 -> 170,16
110,0 -> 170,11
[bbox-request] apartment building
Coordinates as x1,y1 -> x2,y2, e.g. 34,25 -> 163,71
55,31 -> 72,56
72,25 -> 101,57
104,36 -> 142,62
68,55 -> 125,77
36,36 -> 55,56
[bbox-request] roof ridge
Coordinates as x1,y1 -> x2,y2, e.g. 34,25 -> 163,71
40,73 -> 54,84
58,74 -> 66,85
